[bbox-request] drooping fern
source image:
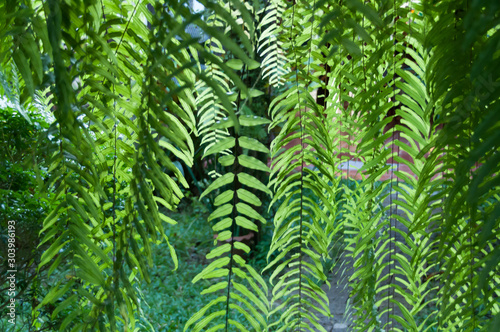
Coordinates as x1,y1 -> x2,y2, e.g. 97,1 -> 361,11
2,0 -> 226,329
424,0 -> 500,330
196,3 -> 233,169
262,1 -> 341,330
1,0 -> 500,331
257,0 -> 288,88
185,112 -> 272,331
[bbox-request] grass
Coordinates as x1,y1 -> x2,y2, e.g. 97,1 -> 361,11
139,198 -> 218,331
139,195 -> 288,331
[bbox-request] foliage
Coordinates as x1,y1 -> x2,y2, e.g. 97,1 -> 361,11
139,199 -> 227,331
0,65 -> 60,331
0,0 -> 499,331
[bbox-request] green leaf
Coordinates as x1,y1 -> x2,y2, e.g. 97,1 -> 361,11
238,154 -> 271,172
208,203 -> 233,221
226,59 -> 244,70
204,137 -> 236,156
219,155 -> 235,167
234,241 -> 251,254
200,281 -> 229,295
39,236 -> 68,269
237,188 -> 262,206
214,190 -> 234,206
213,218 -> 232,232
238,173 -> 272,196
236,202 -> 267,224
193,258 -> 231,284
13,49 -> 34,96
239,136 -> 270,153
246,59 -> 260,70
211,117 -> 235,130
164,235 -> 179,271
200,173 -> 235,199
206,243 -> 231,259
235,216 -> 259,232
184,297 -> 227,331
239,115 -> 271,127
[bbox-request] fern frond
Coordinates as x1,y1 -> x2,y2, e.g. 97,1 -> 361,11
186,115 -> 271,332
257,0 -> 288,88
264,1 -> 341,330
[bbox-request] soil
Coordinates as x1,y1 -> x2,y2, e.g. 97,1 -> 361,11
317,255 -> 352,332
317,192 -> 414,331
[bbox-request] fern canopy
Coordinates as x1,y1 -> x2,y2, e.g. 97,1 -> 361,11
1,0 -> 499,331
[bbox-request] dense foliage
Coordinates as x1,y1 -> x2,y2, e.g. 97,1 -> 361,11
0,0 -> 499,331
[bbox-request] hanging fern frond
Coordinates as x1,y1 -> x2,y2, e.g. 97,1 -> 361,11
185,113 -> 271,332
2,0 -> 500,330
196,7 -> 234,166
328,1 -> 395,330
4,0 -> 210,328
263,1 -> 340,331
424,0 -> 500,329
186,2 -> 272,330
194,0 -> 260,180
257,0 -> 288,88
386,6 -> 445,331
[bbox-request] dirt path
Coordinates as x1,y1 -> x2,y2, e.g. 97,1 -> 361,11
317,256 -> 352,332
317,192 -> 411,332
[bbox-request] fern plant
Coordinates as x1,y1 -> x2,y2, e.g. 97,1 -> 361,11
1,0 -> 258,329
1,0 -> 499,331
185,113 -> 272,331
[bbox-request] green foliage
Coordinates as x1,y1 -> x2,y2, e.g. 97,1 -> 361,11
1,0 -> 499,331
185,114 -> 272,331
139,200 -> 224,331
257,0 -> 288,88
0,64 -> 61,331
